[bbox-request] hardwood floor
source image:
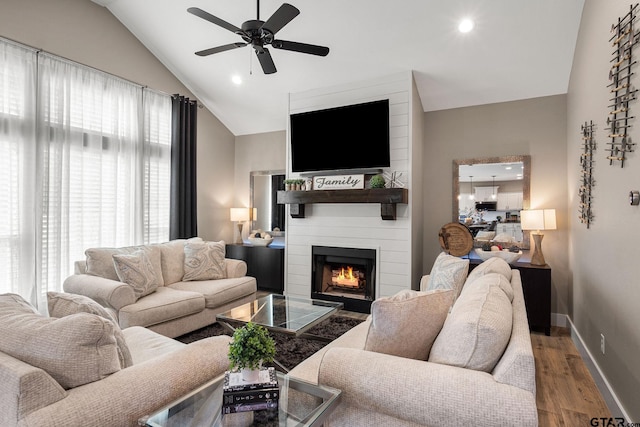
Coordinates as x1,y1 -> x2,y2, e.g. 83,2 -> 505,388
339,310 -> 612,424
533,326 -> 612,426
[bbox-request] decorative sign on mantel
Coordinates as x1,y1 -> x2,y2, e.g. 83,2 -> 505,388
313,174 -> 364,190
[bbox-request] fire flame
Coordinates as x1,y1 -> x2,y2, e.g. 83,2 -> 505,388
334,266 -> 358,286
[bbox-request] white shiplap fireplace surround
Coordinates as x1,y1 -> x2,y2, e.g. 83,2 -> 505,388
283,72 -> 424,307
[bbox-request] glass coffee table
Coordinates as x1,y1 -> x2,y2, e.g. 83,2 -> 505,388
216,294 -> 344,372
138,370 -> 341,427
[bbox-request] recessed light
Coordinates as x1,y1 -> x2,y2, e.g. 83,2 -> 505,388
231,75 -> 242,85
458,18 -> 474,33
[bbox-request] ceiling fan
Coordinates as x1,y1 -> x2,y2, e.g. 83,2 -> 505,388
187,1 -> 329,74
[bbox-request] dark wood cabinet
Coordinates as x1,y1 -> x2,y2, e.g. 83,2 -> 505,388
226,244 -> 284,294
469,259 -> 551,336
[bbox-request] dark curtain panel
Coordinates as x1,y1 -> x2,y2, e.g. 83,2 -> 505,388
170,95 -> 198,240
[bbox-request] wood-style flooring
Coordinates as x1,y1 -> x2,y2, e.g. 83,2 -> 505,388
340,311 -> 612,424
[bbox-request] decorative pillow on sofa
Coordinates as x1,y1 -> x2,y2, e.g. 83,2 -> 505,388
364,289 -> 454,360
425,252 -> 470,304
85,245 -> 143,281
463,271 -> 514,302
113,247 -> 164,300
183,240 -> 227,281
47,291 -> 133,368
467,256 -> 512,282
0,293 -> 122,389
428,275 -> 513,372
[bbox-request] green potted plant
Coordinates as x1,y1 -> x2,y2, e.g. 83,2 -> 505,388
228,322 -> 276,381
369,174 -> 386,189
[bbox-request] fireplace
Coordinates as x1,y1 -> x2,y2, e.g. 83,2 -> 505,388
311,246 -> 375,313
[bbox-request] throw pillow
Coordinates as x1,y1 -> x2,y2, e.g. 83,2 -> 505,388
113,247 -> 163,300
428,277 -> 513,372
463,271 -> 514,302
425,252 -> 470,304
183,240 -> 227,281
467,256 -> 513,282
47,291 -> 133,368
85,245 -> 143,281
364,289 -> 454,360
0,293 -> 122,389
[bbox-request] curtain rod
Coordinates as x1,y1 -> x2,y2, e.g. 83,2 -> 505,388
0,34 -> 202,106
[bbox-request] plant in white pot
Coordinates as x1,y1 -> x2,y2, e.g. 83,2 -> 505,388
228,322 -> 276,382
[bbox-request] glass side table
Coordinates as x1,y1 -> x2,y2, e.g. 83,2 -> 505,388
138,371 -> 341,427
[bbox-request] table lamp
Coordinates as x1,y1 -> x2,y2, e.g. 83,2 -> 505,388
520,209 -> 556,266
230,208 -> 250,244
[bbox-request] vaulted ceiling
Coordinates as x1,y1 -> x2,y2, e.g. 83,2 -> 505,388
93,0 -> 585,136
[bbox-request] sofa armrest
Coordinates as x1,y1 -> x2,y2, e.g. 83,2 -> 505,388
63,274 -> 136,311
225,258 -> 247,278
20,335 -> 232,427
419,274 -> 430,291
318,348 -> 537,427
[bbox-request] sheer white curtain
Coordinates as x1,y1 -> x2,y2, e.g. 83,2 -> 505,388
0,41 -> 39,306
0,39 -> 171,309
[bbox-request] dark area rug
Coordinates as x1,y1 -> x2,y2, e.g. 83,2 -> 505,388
176,315 -> 364,371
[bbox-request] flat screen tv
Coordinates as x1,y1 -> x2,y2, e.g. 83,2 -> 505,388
290,99 -> 390,173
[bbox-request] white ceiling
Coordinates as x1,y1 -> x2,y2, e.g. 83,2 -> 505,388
459,162 -> 524,183
94,0 -> 585,136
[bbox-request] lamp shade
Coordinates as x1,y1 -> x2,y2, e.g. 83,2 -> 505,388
520,209 -> 556,231
230,208 -> 250,222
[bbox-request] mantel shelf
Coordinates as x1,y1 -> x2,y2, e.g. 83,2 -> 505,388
277,188 -> 408,220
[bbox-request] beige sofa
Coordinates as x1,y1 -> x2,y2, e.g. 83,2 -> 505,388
63,239 -> 257,338
0,292 -> 232,427
289,255 -> 538,426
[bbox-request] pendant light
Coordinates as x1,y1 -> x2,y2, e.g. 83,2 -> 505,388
469,176 -> 474,200
491,175 -> 497,199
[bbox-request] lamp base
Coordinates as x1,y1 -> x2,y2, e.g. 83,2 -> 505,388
236,223 -> 244,245
530,233 -> 546,266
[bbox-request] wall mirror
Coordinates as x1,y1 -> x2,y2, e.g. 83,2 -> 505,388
250,170 -> 285,234
452,155 -> 531,249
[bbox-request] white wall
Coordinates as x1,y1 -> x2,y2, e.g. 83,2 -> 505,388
567,0 -> 640,419
285,72 -> 417,299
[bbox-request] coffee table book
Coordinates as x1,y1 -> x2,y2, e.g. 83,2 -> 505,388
223,367 -> 278,392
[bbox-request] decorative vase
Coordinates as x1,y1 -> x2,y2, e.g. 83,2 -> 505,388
241,367 -> 261,382
285,183 -> 292,191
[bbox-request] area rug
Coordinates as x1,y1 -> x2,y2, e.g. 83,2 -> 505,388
176,315 -> 364,371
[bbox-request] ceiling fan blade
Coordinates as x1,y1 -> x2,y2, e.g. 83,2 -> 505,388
255,47 -> 277,74
187,7 -> 242,34
272,39 -> 329,56
262,3 -> 300,35
195,42 -> 247,57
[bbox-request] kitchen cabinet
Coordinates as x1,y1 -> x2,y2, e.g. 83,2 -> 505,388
496,223 -> 523,241
497,192 -> 523,210
474,186 -> 499,202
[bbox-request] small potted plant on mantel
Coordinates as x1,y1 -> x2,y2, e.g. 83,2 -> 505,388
228,322 -> 276,382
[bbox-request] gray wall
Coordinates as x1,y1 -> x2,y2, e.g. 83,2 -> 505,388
422,95 -> 570,317
0,0 -> 237,243
568,0 -> 640,419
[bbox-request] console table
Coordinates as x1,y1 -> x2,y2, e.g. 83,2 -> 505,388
468,257 -> 551,336
225,244 -> 284,294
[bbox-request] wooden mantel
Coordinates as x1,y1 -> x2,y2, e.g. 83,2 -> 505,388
276,188 -> 409,220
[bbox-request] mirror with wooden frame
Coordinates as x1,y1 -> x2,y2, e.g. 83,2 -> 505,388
453,155 -> 531,249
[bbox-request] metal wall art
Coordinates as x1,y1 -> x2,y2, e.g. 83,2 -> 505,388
579,121 -> 596,228
607,3 -> 639,167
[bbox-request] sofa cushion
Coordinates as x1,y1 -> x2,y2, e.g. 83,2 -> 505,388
47,291 -> 133,368
113,247 -> 164,300
122,326 -> 186,364
117,287 -> 206,329
428,276 -> 513,372
425,252 -> 470,304
183,240 -> 227,281
467,256 -> 513,283
169,276 -> 257,309
364,289 -> 453,360
85,245 -> 144,281
0,293 -> 122,389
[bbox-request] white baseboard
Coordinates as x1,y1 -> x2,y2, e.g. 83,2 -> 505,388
566,316 -> 632,421
551,312 -> 568,327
